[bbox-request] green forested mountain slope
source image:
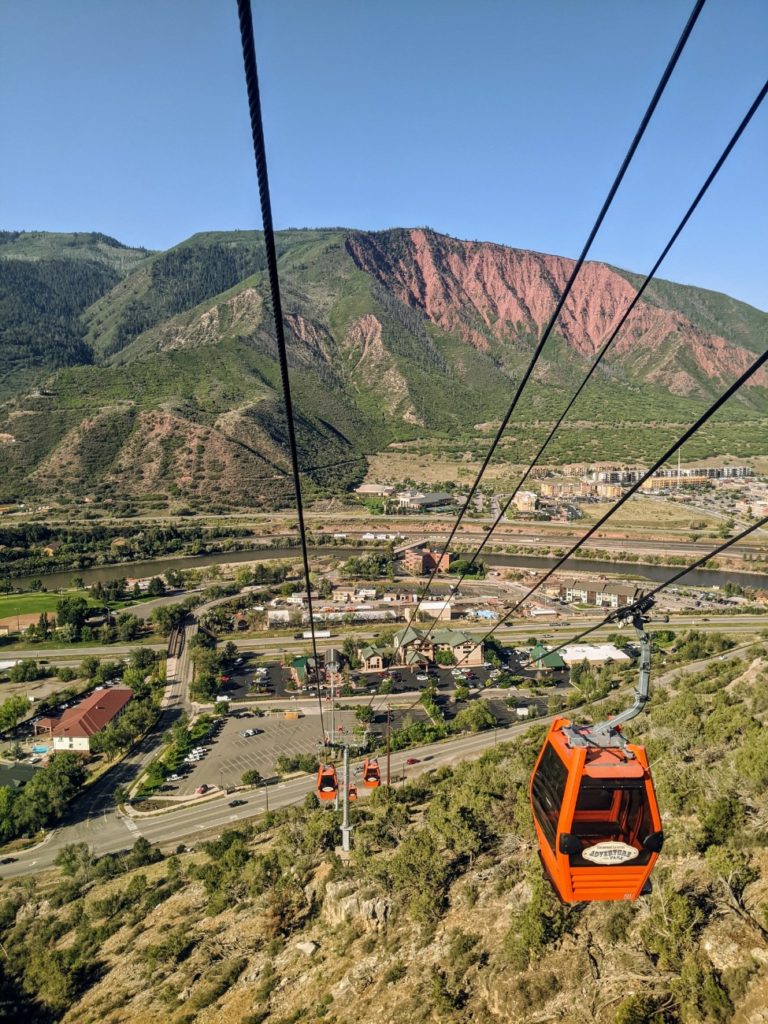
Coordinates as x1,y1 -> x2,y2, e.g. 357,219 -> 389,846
0,232 -> 151,401
0,227 -> 766,508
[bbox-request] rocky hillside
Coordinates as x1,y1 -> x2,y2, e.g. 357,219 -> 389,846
1,646 -> 766,1023
1,227 -> 766,509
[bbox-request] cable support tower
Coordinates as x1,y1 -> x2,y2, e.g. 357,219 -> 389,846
516,513 -> 768,669
416,76 -> 768,648
406,0 -> 707,628
236,0 -> 325,737
460,347 -> 768,660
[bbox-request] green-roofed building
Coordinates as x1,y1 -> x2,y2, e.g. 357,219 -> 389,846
393,624 -> 483,666
530,643 -> 566,671
289,656 -> 317,684
358,644 -> 386,670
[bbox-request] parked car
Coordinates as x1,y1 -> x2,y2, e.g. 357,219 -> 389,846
195,785 -> 208,795
240,728 -> 259,738
416,674 -> 429,682
168,773 -> 181,782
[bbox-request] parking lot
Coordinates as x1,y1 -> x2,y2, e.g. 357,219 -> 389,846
217,658 -> 524,705
169,709 -> 360,795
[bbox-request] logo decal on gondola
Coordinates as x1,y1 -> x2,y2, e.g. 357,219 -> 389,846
582,842 -> 640,864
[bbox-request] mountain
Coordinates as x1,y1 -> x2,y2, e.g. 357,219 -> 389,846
0,227 -> 766,509
0,231 -> 152,399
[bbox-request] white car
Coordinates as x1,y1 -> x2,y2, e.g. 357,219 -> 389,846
235,657 -> 243,666
168,773 -> 181,781
416,674 -> 429,682
218,695 -> 232,702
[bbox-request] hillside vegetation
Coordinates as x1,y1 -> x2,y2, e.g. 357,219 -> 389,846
1,227 -> 767,509
1,647 -> 766,1023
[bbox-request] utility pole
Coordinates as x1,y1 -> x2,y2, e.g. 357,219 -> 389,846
330,664 -> 335,740
340,744 -> 351,853
385,705 -> 391,786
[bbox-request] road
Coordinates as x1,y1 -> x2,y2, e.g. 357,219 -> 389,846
0,717 -> 540,879
3,637 -> 757,881
7,613 -> 768,664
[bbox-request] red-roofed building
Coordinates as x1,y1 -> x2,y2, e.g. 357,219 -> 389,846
52,688 -> 133,753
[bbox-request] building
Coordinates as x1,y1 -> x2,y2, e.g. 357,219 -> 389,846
51,688 -> 133,753
416,599 -> 454,621
560,643 -> 631,667
512,491 -> 539,513
595,483 -> 622,499
529,643 -> 567,672
393,626 -> 483,667
397,490 -> 455,511
355,483 -> 395,497
289,656 -> 317,685
403,546 -> 455,575
358,645 -> 386,671
559,578 -> 639,608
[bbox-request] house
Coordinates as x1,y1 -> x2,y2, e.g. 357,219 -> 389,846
358,645 -> 386,671
267,609 -> 291,625
51,688 -> 133,753
393,626 -> 483,667
333,587 -> 358,604
41,541 -> 62,557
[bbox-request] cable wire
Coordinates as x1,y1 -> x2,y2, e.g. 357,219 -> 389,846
406,0 -> 707,627
417,77 -> 768,646
516,513 -> 768,667
236,0 -> 326,736
461,346 -> 768,660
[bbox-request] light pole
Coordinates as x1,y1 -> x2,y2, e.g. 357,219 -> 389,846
340,745 -> 351,853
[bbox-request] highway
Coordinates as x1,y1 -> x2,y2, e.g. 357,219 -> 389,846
7,612 -> 766,664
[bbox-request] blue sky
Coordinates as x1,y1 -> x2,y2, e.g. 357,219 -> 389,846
1,0 -> 766,309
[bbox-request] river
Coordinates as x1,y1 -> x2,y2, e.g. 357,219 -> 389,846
10,545 -> 768,593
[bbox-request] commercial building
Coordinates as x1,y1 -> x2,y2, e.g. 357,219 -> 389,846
512,491 -> 539,513
51,688 -> 133,753
355,483 -> 395,496
393,626 -> 483,667
358,645 -> 386,671
397,490 -> 455,511
560,643 -> 631,667
403,546 -> 455,575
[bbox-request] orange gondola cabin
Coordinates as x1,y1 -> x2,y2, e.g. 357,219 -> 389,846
362,758 -> 381,788
316,764 -> 338,801
530,718 -> 663,902
530,598 -> 663,903
348,783 -> 358,801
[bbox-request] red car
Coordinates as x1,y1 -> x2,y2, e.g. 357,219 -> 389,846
405,757 -> 420,766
